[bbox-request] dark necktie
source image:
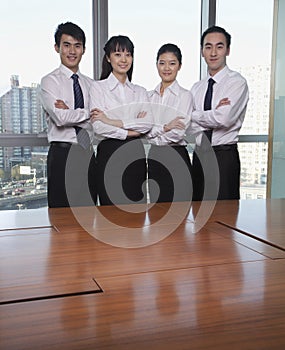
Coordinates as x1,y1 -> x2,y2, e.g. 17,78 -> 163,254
202,78 -> 215,144
71,74 -> 90,149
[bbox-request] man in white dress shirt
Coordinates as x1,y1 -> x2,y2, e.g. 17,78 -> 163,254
190,26 -> 249,200
40,22 -> 97,207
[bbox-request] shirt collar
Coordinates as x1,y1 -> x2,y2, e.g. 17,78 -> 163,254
207,65 -> 229,84
59,64 -> 81,79
107,72 -> 135,92
167,80 -> 180,96
151,80 -> 180,97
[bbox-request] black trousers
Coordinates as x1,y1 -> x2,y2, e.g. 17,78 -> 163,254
96,138 -> 147,205
47,142 -> 97,208
192,143 -> 240,201
147,145 -> 193,203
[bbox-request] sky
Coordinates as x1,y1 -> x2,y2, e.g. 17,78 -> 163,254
0,0 -> 274,96
0,0 -> 93,95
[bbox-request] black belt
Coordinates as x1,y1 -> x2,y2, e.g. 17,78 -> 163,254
50,141 -> 72,148
212,143 -> 237,151
151,144 -> 186,148
50,141 -> 93,151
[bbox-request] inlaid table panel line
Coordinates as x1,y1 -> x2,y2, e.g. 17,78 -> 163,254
217,221 -> 285,252
207,221 -> 285,259
212,199 -> 285,250
0,207 -> 51,231
0,227 -> 55,237
1,259 -> 285,349
0,222 -> 269,303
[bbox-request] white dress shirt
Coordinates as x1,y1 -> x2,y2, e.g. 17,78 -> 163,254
146,80 -> 193,146
89,73 -> 153,140
190,65 -> 249,146
40,64 -> 94,143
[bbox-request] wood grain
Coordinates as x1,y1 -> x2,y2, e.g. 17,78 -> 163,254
1,199 -> 285,349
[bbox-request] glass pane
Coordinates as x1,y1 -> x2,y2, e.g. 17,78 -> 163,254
0,0 -> 93,133
271,0 -> 285,198
239,142 -> 268,199
0,146 -> 48,210
216,0 -> 273,135
216,0 -> 274,196
108,0 -> 201,90
0,0 -> 92,210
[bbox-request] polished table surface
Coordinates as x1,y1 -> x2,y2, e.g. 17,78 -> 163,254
1,199 -> 285,349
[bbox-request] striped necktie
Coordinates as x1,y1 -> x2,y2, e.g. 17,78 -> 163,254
71,74 -> 91,149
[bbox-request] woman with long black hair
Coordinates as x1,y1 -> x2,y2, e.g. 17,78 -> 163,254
89,35 -> 153,205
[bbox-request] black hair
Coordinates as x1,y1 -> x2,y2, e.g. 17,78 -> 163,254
201,25 -> 231,48
54,22 -> 86,49
156,43 -> 182,65
100,35 -> 134,81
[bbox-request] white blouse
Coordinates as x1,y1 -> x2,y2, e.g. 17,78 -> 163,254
146,80 -> 193,146
89,73 -> 153,140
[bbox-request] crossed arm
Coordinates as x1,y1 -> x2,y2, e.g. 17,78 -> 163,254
54,100 -> 69,109
90,108 -> 148,137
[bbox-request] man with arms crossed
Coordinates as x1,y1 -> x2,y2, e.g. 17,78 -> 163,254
40,22 -> 97,207
190,25 -> 249,200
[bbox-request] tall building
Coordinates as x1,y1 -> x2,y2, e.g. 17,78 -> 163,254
0,75 -> 47,173
237,65 -> 271,198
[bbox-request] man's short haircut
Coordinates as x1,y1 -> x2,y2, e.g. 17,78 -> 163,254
54,22 -> 86,49
201,25 -> 231,48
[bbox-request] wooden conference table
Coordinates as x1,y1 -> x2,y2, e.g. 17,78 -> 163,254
1,199 -> 285,349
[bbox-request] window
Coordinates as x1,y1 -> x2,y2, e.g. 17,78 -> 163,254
216,0 -> 274,198
0,0 -> 93,99
0,0 -> 278,209
108,0 -> 201,90
0,146 -> 48,210
0,0 -> 92,210
270,0 -> 285,198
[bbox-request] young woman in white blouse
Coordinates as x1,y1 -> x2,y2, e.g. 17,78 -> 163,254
89,35 -> 153,205
146,43 -> 193,203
